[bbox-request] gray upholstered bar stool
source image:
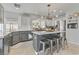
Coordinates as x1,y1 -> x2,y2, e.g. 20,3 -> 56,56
56,33 -> 62,53
47,34 -> 58,54
46,34 -> 60,54
40,39 -> 50,55
60,32 -> 68,50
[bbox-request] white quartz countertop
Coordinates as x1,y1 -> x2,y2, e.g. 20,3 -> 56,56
32,31 -> 66,35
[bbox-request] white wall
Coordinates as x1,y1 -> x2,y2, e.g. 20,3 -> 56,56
4,11 -> 41,34
66,17 -> 79,45
20,15 -> 32,31
4,11 -> 20,34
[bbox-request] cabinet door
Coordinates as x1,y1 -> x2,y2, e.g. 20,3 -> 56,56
7,33 -> 13,46
20,31 -> 28,42
12,32 -> 20,45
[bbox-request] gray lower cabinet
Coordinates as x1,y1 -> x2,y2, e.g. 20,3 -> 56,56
20,31 -> 28,42
5,31 -> 32,46
7,33 -> 13,46
10,31 -> 32,46
12,32 -> 20,45
0,31 -> 32,55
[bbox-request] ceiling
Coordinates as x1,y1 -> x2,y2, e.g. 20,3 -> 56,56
1,3 -> 79,16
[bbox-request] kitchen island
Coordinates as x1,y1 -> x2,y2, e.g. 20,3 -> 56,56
32,31 -> 66,54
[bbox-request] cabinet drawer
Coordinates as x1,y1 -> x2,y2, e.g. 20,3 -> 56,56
20,32 -> 28,41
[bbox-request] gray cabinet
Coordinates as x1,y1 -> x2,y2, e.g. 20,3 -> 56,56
10,31 -> 32,46
5,31 -> 32,46
6,33 -> 13,46
20,31 -> 28,42
12,32 -> 20,45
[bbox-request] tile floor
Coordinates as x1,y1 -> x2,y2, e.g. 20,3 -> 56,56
9,40 -> 79,55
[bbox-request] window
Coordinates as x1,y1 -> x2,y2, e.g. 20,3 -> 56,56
6,23 -> 18,34
0,24 -> 3,35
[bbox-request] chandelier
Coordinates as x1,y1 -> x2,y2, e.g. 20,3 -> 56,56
46,4 -> 66,20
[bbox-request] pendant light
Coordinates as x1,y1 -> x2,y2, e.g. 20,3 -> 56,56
46,4 -> 53,20
14,3 -> 20,9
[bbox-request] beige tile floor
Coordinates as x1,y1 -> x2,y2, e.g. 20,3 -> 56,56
9,40 -> 79,55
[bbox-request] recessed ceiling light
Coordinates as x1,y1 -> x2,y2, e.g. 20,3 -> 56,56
53,10 -> 56,12
59,10 -> 63,13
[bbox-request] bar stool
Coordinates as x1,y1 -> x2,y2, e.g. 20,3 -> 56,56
40,39 -> 49,55
47,34 -> 61,54
60,32 -> 68,50
56,34 -> 61,53
48,38 -> 57,54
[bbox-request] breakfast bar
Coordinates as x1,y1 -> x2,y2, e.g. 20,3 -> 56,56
32,31 -> 66,54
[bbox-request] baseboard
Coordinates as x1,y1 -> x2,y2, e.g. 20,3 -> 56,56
68,40 -> 79,46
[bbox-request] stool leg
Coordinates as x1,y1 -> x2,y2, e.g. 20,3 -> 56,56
42,43 -> 45,55
37,52 -> 39,55
59,38 -> 62,49
57,39 -> 59,53
65,38 -> 68,48
61,37 -> 65,50
50,40 -> 53,54
61,37 -> 68,50
35,51 -> 39,55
